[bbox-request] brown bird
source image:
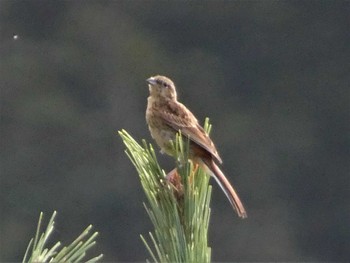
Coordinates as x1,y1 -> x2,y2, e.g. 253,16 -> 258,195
146,75 -> 247,218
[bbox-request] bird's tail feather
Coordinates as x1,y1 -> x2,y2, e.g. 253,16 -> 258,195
204,159 -> 247,218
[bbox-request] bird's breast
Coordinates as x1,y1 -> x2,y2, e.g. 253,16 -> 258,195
146,100 -> 175,156
148,123 -> 175,156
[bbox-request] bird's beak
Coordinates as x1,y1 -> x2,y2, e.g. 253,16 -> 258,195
146,77 -> 157,85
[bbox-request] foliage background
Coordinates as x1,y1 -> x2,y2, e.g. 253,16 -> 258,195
1,1 -> 349,261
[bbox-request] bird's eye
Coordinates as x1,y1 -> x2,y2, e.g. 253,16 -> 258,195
163,82 -> 168,88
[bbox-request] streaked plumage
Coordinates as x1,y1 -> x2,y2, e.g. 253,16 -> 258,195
146,75 -> 247,218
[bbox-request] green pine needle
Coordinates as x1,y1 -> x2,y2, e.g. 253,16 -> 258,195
22,211 -> 103,263
119,117 -> 213,263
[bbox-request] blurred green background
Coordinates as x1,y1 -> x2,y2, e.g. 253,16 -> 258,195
1,1 -> 349,261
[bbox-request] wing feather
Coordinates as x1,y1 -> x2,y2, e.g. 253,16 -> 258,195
154,100 -> 222,164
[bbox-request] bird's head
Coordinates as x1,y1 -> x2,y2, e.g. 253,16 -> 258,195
146,75 -> 177,100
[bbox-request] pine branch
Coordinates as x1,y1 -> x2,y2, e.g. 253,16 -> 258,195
22,211 -> 103,263
119,118 -> 213,263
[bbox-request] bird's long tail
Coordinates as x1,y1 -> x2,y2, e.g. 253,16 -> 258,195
204,159 -> 247,218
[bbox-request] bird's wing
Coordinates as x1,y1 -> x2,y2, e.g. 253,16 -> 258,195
155,100 -> 222,164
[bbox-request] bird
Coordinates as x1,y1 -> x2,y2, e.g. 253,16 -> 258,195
145,75 -> 247,218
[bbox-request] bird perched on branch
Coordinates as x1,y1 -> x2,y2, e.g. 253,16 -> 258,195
145,75 -> 247,218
